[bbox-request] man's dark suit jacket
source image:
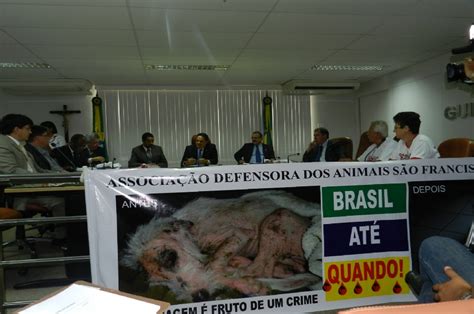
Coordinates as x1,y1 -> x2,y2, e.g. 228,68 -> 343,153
25,143 -> 51,170
128,144 -> 168,168
181,143 -> 218,167
302,140 -> 341,162
234,143 -> 275,163
51,145 -> 90,171
89,146 -> 107,160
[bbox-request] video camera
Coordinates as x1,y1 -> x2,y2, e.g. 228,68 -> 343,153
446,24 -> 474,84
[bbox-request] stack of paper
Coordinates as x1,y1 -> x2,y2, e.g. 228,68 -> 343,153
17,282 -> 167,314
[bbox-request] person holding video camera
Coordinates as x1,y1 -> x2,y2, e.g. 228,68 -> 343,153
413,235 -> 474,302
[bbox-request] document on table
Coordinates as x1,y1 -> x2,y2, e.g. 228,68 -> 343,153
19,284 -> 160,314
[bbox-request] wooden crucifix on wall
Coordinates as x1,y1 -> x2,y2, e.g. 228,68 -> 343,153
49,105 -> 81,142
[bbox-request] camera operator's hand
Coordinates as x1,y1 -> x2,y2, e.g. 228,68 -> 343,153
433,266 -> 472,302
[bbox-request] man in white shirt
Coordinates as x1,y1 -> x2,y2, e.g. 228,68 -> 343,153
390,112 -> 439,160
358,121 -> 398,162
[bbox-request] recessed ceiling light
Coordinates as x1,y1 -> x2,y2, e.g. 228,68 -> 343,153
0,62 -> 52,69
311,65 -> 384,71
145,64 -> 230,71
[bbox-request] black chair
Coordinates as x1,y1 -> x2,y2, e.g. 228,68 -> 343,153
330,137 -> 353,161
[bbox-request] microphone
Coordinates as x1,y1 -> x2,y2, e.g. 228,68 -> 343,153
287,153 -> 300,163
51,143 -> 77,171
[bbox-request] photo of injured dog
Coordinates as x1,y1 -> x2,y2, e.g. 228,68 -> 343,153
119,189 -> 323,303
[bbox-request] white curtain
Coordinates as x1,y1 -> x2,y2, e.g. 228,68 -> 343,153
100,89 -> 310,167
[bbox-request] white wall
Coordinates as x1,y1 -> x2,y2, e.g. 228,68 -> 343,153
0,90 -> 93,138
310,94 -> 359,158
357,53 -> 474,146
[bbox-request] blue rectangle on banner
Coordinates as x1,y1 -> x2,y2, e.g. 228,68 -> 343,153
323,219 -> 409,257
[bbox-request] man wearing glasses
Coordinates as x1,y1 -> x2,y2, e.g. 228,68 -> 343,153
390,111 -> 439,160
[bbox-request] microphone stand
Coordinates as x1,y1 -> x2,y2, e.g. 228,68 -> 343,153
287,153 -> 300,163
51,143 -> 77,171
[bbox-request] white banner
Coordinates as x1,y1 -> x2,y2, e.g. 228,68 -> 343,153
84,158 -> 474,313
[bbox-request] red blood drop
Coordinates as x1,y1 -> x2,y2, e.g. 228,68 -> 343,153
393,281 -> 402,294
323,280 -> 332,292
354,282 -> 363,294
372,280 -> 381,292
338,283 -> 347,295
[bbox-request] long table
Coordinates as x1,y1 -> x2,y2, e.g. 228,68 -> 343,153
0,173 -> 89,314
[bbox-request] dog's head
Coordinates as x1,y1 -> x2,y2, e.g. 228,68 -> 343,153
122,218 -> 212,301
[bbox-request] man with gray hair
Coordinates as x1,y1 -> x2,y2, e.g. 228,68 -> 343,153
85,133 -> 106,165
358,121 -> 398,161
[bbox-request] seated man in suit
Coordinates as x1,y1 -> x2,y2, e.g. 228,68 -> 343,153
40,121 -> 66,149
357,121 -> 398,162
85,133 -> 106,165
0,114 -> 64,224
302,127 -> 341,162
181,132 -> 218,167
128,132 -> 168,168
51,134 -> 91,171
234,131 -> 275,164
25,125 -> 64,171
0,114 -> 45,174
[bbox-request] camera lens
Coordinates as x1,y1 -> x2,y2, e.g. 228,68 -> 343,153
446,63 -> 466,82
405,271 -> 423,295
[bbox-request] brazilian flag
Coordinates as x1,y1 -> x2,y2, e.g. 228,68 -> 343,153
263,95 -> 273,146
92,95 -> 108,160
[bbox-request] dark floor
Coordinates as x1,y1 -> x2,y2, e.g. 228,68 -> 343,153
2,227 -> 69,313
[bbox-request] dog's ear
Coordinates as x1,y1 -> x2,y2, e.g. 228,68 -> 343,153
160,218 -> 193,233
172,219 -> 194,231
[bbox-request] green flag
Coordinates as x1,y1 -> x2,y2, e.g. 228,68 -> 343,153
263,95 -> 273,146
92,95 -> 108,160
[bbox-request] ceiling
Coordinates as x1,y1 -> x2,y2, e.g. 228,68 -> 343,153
0,0 -> 473,87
